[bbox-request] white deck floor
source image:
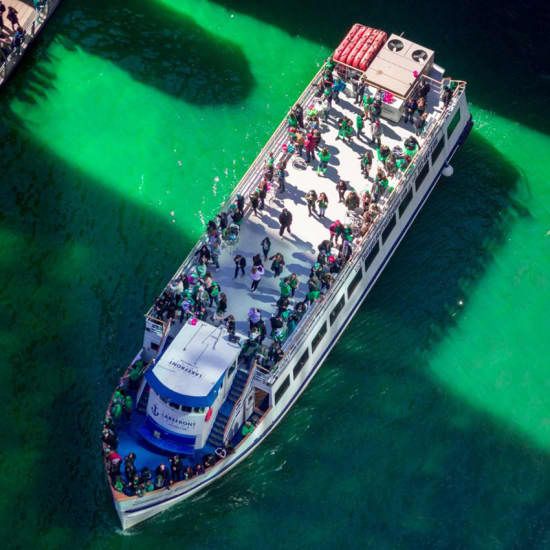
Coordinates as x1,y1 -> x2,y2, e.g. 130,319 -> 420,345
169,83 -> 442,339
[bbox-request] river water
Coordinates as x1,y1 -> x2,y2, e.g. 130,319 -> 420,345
1,1 -> 549,548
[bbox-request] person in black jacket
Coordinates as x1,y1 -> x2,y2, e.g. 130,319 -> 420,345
233,254 -> 246,278
278,208 -> 293,237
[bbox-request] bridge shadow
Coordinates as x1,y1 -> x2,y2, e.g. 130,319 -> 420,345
0,89 -> 546,548
8,0 -> 254,106
211,0 -> 550,136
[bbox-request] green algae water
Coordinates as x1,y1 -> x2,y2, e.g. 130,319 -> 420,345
1,0 -> 549,547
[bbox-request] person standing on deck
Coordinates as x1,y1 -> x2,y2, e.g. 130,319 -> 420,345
261,236 -> 271,260
233,254 -> 246,278
371,119 -> 382,148
317,192 -> 329,218
287,273 -> 299,297
304,132 -> 316,165
276,161 -> 286,192
317,148 -> 331,177
249,191 -> 260,216
250,265 -> 265,292
293,104 -> 304,128
305,190 -> 318,217
258,180 -> 268,210
7,6 -> 19,31
337,179 -> 347,203
269,252 -> 286,277
278,208 -> 293,237
356,113 -> 365,137
415,112 -> 428,137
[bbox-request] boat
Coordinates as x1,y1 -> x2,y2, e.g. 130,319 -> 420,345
101,23 -> 473,529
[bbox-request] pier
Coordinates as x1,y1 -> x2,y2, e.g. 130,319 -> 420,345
0,0 -> 61,86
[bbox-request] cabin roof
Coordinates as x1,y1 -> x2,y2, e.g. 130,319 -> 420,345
146,320 -> 241,407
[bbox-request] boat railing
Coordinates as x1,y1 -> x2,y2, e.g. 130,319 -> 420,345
146,73 -> 465,380
222,361 -> 257,442
145,66 -> 325,322
266,81 -> 467,383
0,0 -> 62,84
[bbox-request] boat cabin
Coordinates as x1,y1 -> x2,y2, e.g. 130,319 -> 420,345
140,319 -> 241,454
333,24 -> 435,122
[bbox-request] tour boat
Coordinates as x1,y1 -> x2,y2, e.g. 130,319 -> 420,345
102,23 -> 472,529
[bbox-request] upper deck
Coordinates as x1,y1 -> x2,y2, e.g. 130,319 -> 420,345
145,46 -> 467,387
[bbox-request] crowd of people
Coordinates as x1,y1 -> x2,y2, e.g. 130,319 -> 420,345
103,56 -> 455,497
103,416 -> 234,496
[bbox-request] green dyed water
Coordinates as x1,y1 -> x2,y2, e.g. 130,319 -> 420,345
1,0 -> 549,547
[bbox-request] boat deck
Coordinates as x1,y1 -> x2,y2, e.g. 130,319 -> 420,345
166,82 -> 443,340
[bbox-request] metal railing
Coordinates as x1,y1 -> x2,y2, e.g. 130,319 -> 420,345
222,362 -> 257,442
0,0 -> 62,84
145,67 -> 466,385
145,66 -> 325,321
265,80 -> 467,384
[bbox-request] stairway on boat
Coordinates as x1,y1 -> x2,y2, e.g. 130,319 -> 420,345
207,365 -> 250,448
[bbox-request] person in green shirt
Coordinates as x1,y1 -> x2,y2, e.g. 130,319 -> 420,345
124,395 -> 133,419
287,273 -> 299,297
279,279 -> 292,298
241,421 -> 255,436
317,148 -> 331,176
113,476 -> 125,493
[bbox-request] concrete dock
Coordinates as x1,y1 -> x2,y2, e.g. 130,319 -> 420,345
0,0 -> 61,87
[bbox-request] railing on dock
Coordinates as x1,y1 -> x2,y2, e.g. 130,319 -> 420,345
0,0 -> 62,85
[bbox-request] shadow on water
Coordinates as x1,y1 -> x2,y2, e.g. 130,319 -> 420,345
0,106 -> 198,543
144,132 -> 550,548
9,0 -> 255,105
0,65 -> 548,550
74,137 -> 546,547
212,0 -> 550,135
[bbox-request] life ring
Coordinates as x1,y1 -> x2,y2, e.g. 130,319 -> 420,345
215,447 -> 227,459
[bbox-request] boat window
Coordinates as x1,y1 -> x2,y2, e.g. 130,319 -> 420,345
347,269 -> 363,299
431,136 -> 445,165
293,349 -> 309,378
274,375 -> 290,404
150,342 -> 159,351
415,162 -> 429,190
330,295 -> 345,326
169,401 -> 180,410
446,108 -> 461,139
312,322 -> 327,352
382,213 -> 396,244
398,187 -> 413,217
193,407 -> 205,413
364,241 -> 379,271
228,363 -> 236,378
181,405 -> 192,413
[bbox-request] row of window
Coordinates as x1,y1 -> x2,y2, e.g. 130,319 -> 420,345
159,395 -> 206,414
274,108 -> 465,405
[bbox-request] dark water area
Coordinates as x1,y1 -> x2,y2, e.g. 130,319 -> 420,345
0,0 -> 549,548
